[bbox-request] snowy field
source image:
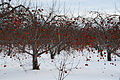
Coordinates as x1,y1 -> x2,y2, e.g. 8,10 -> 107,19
0,49 -> 120,80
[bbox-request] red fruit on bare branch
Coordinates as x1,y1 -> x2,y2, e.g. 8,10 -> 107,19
4,65 -> 7,67
25,32 -> 29,35
85,64 -> 88,66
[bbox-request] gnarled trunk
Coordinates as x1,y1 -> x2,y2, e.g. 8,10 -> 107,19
107,50 -> 111,61
32,44 -> 39,70
32,55 -> 39,70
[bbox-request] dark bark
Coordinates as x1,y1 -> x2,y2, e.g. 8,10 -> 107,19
32,55 -> 39,70
32,44 -> 39,70
107,51 -> 112,61
22,44 -> 25,53
100,52 -> 103,57
50,49 -> 56,59
7,44 -> 12,56
50,53 -> 55,59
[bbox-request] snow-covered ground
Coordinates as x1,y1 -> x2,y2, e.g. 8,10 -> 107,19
0,49 -> 120,80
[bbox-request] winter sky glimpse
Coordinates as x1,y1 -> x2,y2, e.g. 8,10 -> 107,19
30,0 -> 120,12
4,0 -> 120,14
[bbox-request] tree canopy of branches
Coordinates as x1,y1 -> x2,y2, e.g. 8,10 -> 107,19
0,2 -> 120,70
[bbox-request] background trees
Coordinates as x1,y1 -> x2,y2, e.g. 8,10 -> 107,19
0,1 -> 120,70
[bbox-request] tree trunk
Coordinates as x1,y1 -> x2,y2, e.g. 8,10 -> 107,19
32,55 -> 39,70
7,44 -> 12,56
22,44 -> 25,53
32,43 -> 39,70
50,53 -> 55,59
107,51 -> 111,61
100,52 -> 103,57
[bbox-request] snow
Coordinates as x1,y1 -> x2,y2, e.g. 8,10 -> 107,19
0,49 -> 120,80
